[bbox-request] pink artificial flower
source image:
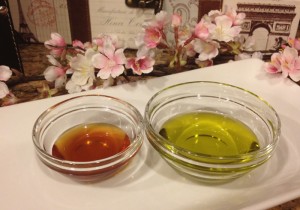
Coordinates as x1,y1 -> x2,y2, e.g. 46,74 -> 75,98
70,48 -> 97,88
209,15 -> 241,42
280,47 -> 300,81
126,57 -> 155,75
0,65 -> 12,81
72,40 -> 93,53
178,25 -> 192,45
126,48 -> 155,75
65,80 -> 84,94
194,19 -> 210,40
43,55 -> 68,88
92,42 -> 126,79
44,33 -> 66,57
147,10 -> 170,30
93,34 -> 123,52
0,65 -> 12,99
265,53 -> 282,74
144,27 -> 162,48
72,40 -> 84,49
193,39 -> 220,61
171,14 -> 182,28
44,66 -> 67,88
288,37 -> 300,51
207,10 -> 223,21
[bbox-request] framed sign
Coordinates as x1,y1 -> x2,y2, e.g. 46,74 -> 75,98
222,0 -> 300,51
88,0 -> 154,48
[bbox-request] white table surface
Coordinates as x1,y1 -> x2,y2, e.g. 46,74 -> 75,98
1,59 -> 300,210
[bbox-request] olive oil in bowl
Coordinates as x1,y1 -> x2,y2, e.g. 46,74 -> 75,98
159,112 -> 260,162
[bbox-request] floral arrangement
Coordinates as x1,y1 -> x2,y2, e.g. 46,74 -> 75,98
1,8 -> 300,107
42,8 -> 252,94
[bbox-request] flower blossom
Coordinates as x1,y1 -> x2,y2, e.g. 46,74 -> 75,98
66,48 -> 97,93
44,55 -> 68,88
209,15 -> 241,42
280,47 -> 300,81
206,10 -> 222,22
194,19 -> 210,41
93,34 -> 123,52
72,40 -> 85,49
126,49 -> 155,75
143,27 -> 162,48
0,65 -> 12,98
265,53 -> 282,74
193,39 -> 220,61
92,40 -> 126,79
44,33 -> 66,57
72,40 -> 93,53
136,10 -> 170,49
171,14 -> 182,28
265,47 -> 300,82
146,10 -> 170,29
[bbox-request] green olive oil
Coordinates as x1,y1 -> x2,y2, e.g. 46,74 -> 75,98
159,112 -> 260,159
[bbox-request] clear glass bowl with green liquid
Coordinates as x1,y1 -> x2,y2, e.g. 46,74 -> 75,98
144,81 -> 281,182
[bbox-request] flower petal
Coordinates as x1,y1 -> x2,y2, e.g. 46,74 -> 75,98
46,55 -> 62,67
44,66 -> 60,82
0,65 -> 12,81
114,49 -> 126,65
92,53 -> 108,69
264,62 -> 281,74
85,48 -> 97,61
111,65 -> 124,78
65,80 -> 82,94
71,71 -> 89,86
54,75 -> 66,88
97,67 -> 111,79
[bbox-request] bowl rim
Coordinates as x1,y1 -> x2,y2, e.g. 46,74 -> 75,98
32,94 -> 144,166
144,81 -> 281,160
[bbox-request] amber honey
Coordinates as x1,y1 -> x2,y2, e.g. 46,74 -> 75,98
52,123 -> 130,162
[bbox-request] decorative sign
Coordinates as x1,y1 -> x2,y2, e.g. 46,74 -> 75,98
222,0 -> 300,51
8,0 -> 72,43
89,0 -> 154,49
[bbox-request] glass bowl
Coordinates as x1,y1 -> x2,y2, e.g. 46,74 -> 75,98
144,81 -> 281,182
32,95 -> 144,181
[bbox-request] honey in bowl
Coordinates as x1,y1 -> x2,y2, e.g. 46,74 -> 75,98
52,123 -> 130,162
159,112 -> 260,162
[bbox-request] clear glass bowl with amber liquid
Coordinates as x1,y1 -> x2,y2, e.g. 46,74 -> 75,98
144,81 -> 281,182
32,95 -> 144,181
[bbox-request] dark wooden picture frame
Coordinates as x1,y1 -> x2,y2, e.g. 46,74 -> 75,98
0,0 -> 23,73
198,0 -> 223,21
